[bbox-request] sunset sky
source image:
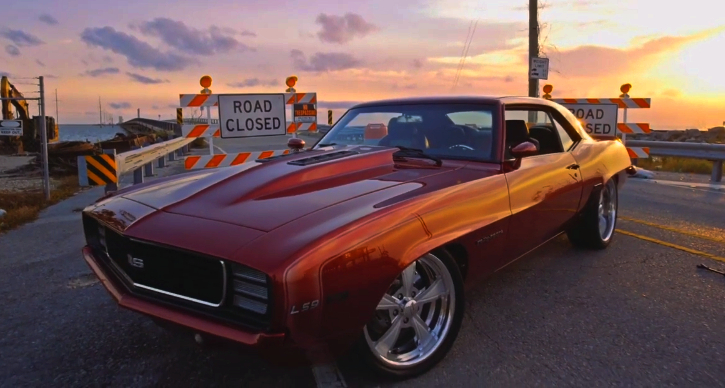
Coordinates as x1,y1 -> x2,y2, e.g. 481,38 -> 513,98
2,0 -> 723,129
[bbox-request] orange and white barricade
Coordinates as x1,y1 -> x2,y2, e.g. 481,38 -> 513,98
551,95 -> 652,158
285,92 -> 318,133
184,149 -> 290,170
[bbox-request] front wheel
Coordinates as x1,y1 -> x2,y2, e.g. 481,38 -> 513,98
359,250 -> 464,379
567,178 -> 618,249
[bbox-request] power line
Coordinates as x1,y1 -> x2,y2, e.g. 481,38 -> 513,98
452,2 -> 485,89
454,19 -> 479,89
452,20 -> 474,89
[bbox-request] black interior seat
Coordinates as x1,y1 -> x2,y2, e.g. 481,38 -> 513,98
378,118 -> 428,149
471,130 -> 492,157
425,125 -> 468,149
505,119 -> 539,158
529,125 -> 562,154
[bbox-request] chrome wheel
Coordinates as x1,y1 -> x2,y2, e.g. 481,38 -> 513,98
598,180 -> 617,241
364,253 -> 456,368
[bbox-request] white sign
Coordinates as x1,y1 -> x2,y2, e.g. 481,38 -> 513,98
561,103 -> 618,138
0,120 -> 23,136
530,57 -> 549,80
217,94 -> 287,138
294,116 -> 316,123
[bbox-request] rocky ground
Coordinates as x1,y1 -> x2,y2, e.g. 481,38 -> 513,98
0,154 -> 70,193
627,126 -> 725,143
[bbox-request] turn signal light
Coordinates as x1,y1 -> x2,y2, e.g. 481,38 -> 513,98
230,263 -> 269,315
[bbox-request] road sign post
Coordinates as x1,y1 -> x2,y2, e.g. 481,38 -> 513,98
286,76 -> 298,138
199,75 -> 214,155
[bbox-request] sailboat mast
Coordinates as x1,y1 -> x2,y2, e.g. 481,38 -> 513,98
98,96 -> 102,127
55,89 -> 59,125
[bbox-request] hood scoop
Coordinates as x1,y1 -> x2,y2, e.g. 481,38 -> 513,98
287,150 -> 360,166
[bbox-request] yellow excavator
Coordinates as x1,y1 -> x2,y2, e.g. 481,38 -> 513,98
1,76 -> 58,153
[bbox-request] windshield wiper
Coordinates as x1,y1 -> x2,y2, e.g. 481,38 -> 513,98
393,146 -> 442,166
317,142 -> 337,147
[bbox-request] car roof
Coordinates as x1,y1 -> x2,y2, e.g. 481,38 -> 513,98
346,95 -> 589,140
349,95 -> 562,109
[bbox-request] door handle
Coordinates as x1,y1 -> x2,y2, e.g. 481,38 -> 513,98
566,163 -> 579,170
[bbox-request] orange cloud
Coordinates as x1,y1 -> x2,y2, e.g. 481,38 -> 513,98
547,27 -> 724,78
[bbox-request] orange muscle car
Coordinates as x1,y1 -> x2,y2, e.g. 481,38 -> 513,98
81,96 -> 633,379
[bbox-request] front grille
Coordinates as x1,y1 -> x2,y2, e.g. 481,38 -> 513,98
105,229 -> 226,306
82,214 -> 272,330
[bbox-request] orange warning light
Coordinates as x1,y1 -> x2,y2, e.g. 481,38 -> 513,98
620,83 -> 631,94
286,75 -> 298,88
542,84 -> 553,94
200,75 -> 212,88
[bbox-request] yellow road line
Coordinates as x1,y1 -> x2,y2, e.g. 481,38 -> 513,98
616,229 -> 725,263
620,216 -> 725,244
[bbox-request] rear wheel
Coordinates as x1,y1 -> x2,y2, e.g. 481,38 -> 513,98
360,250 -> 464,379
567,178 -> 618,249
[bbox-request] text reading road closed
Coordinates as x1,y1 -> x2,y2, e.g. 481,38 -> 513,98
218,94 -> 286,138
560,103 -> 618,138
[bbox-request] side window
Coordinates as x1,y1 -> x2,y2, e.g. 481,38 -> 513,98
504,109 -> 550,127
551,118 -> 574,151
505,108 -> 560,157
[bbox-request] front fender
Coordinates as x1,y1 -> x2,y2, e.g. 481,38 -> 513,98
279,174 -> 511,360
281,214 -> 429,361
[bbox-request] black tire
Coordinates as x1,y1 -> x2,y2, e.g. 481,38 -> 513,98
566,178 -> 618,250
357,249 -> 465,380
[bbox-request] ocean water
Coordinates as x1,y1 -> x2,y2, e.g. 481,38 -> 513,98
59,124 -> 126,143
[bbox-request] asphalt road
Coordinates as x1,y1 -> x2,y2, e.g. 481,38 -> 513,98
1,147 -> 724,387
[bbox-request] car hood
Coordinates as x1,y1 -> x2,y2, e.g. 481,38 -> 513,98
118,146 -> 459,232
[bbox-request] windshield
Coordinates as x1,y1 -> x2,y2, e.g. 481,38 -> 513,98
315,103 -> 499,162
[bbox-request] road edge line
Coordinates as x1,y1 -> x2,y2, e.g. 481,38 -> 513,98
619,216 -> 725,244
616,229 -> 725,263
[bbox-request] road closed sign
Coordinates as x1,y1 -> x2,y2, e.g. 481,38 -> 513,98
218,94 -> 286,138
560,103 -> 618,138
0,120 -> 23,136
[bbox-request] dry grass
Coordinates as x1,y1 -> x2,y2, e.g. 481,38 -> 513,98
0,175 -> 81,233
636,157 -> 714,175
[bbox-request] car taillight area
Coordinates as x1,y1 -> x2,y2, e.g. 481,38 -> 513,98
82,214 -> 273,331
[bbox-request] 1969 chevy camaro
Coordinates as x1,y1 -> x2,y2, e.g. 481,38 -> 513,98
81,96 -> 633,379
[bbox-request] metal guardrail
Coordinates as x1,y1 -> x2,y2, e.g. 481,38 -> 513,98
627,140 -> 724,182
182,118 -> 219,125
123,118 -> 181,133
78,136 -> 195,191
117,137 -> 195,176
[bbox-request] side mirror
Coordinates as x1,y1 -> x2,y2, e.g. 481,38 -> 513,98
510,141 -> 538,159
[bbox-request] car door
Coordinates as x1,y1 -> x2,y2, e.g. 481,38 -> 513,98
500,107 -> 583,266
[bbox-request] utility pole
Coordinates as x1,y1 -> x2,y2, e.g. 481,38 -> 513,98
39,76 -> 50,201
528,0 -> 539,98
